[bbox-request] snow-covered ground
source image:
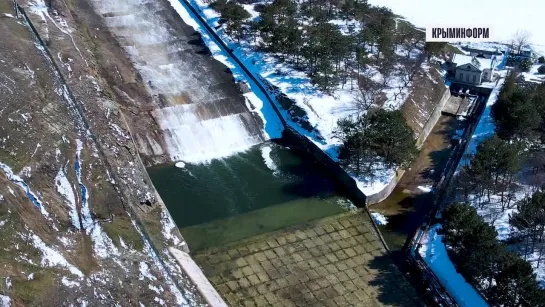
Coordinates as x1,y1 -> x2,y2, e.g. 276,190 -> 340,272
418,224 -> 488,307
521,63 -> 545,83
55,166 -> 81,230
453,70 -> 534,241
172,0 -> 435,195
75,139 -> 121,259
417,185 -> 433,193
451,61 -> 545,283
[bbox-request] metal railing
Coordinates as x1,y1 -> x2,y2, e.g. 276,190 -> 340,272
405,92 -> 494,306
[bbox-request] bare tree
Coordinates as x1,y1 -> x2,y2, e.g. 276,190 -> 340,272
353,69 -> 388,112
395,21 -> 425,59
398,59 -> 422,88
511,30 -> 531,55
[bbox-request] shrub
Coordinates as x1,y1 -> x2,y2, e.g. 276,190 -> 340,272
538,56 -> 545,64
520,58 -> 533,71
538,65 -> 545,74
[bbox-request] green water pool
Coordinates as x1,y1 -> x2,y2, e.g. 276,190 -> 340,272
147,142 -> 353,251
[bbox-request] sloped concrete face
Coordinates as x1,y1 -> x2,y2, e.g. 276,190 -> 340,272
195,211 -> 421,307
89,0 -> 266,163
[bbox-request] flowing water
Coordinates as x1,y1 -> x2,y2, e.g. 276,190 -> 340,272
148,142 -> 354,251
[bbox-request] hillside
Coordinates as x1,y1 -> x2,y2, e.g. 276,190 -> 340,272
183,0 -> 451,196
0,0 -> 208,305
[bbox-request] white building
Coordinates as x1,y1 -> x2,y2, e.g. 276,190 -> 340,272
447,54 -> 496,85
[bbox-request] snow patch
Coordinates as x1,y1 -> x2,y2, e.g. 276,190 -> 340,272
139,262 -> 157,281
61,276 -> 80,288
0,162 -> 49,216
75,139 -> 119,259
154,297 -> 165,305
130,218 -> 188,305
161,210 -> 181,246
370,212 -> 388,226
30,233 -> 83,278
55,167 -> 80,229
417,185 -> 433,193
149,284 -> 163,294
419,225 -> 488,307
0,295 -> 11,307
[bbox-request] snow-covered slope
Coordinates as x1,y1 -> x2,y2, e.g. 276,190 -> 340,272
418,225 -> 488,307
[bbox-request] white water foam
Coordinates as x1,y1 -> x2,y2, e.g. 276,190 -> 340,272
174,162 -> 186,168
90,0 -> 267,164
155,106 -> 262,163
260,145 -> 277,173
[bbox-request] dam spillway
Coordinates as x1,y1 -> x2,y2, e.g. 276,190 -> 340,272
87,0 -> 358,251
90,0 -> 267,163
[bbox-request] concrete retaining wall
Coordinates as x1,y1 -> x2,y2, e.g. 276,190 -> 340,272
365,169 -> 406,205
280,128 -> 367,207
365,87 -> 451,205
416,88 -> 452,148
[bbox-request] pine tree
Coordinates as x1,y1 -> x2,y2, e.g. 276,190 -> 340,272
520,58 -> 533,72
510,191 -> 545,262
441,203 -> 501,286
211,0 -> 251,40
423,42 -> 446,61
488,252 -> 543,307
335,109 -> 417,177
462,135 -> 522,207
492,78 -> 545,142
366,109 -> 418,168
441,203 -> 545,305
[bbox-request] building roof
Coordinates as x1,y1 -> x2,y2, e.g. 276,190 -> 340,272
451,54 -> 495,70
461,46 -> 501,55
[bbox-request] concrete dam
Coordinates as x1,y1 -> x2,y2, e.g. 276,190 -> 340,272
85,0 -> 362,250
74,0 -> 425,304
90,0 -> 267,164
